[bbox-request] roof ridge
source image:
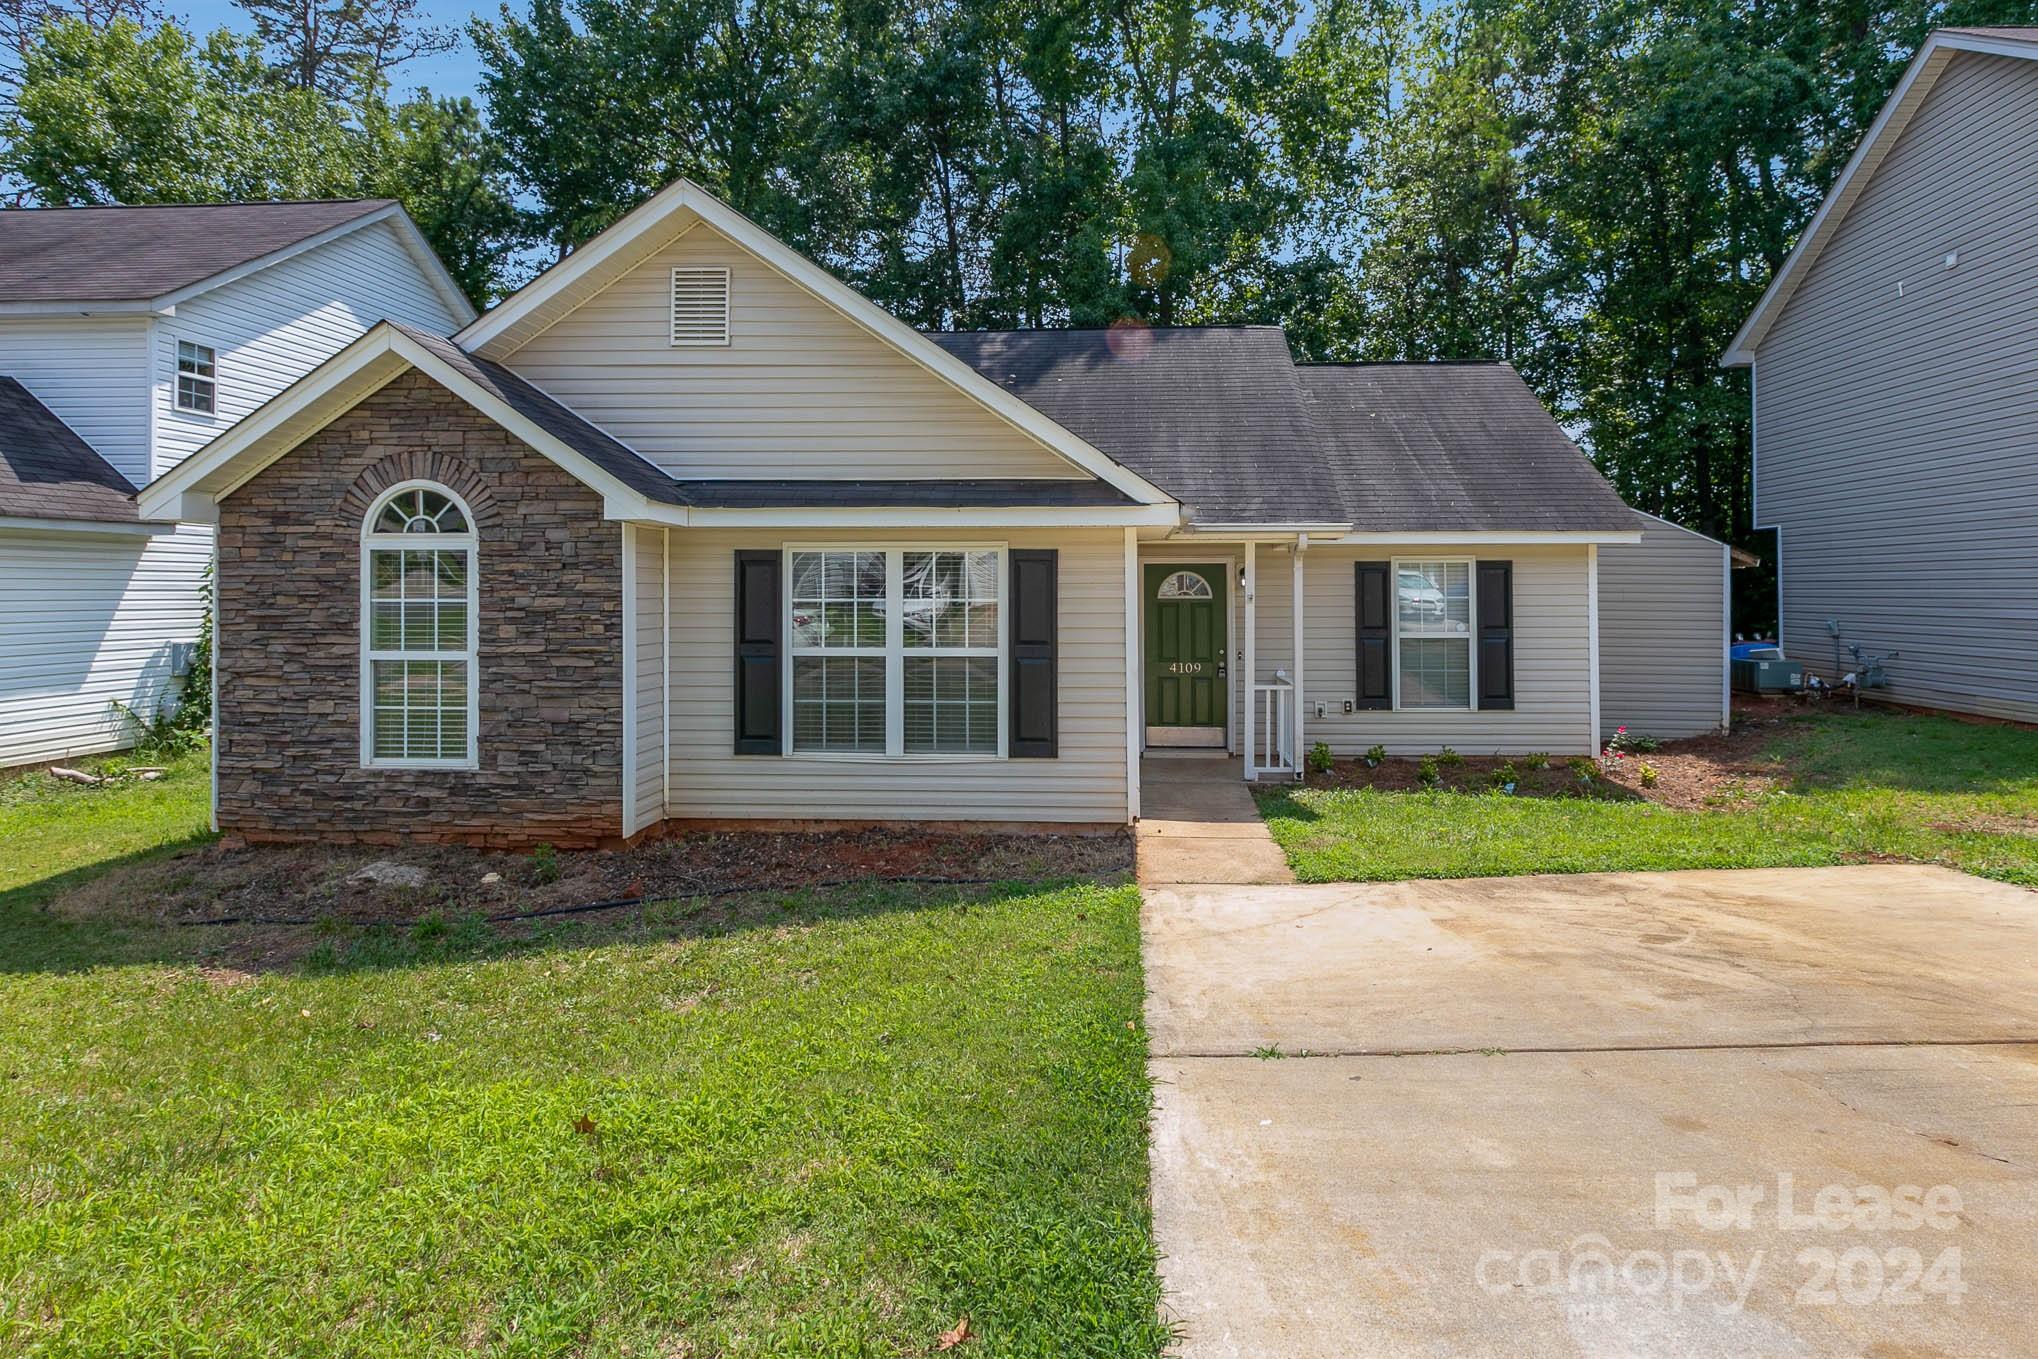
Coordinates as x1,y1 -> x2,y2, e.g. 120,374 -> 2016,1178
922,322 -> 1288,336
1,198 -> 393,212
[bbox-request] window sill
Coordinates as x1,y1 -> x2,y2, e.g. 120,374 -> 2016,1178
361,759 -> 479,772
781,751 -> 1007,764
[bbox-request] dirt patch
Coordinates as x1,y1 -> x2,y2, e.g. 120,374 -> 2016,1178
49,826 -> 1133,934
1295,702 -> 1806,810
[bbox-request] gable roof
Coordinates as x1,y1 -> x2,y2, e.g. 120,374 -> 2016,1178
452,178 -> 1174,508
0,376 -> 139,523
0,199 -> 474,321
1295,364 -> 1638,533
931,328 -> 1635,534
925,327 -> 1341,525
1723,27 -> 2038,366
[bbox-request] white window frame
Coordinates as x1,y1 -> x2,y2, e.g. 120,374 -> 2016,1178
174,339 -> 217,415
1390,556 -> 1478,712
360,480 -> 480,770
781,543 -> 1009,761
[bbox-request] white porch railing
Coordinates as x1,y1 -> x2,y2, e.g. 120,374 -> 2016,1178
1248,674 -> 1298,779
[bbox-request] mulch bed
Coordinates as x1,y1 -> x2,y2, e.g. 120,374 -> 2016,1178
52,826 -> 1133,932
1293,700 -> 1815,810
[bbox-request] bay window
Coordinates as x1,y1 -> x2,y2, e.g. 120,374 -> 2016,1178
787,546 -> 1005,757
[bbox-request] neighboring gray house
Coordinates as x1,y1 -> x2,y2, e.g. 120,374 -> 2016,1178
0,200 -> 474,767
1724,27 -> 2038,721
138,179 -> 1724,845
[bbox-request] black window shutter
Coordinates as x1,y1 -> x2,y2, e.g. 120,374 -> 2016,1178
1009,548 -> 1058,757
1354,561 -> 1392,710
1477,559 -> 1514,710
733,550 -> 782,754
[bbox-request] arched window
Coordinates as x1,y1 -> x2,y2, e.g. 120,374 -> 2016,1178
1156,570 -> 1214,600
362,482 -> 477,767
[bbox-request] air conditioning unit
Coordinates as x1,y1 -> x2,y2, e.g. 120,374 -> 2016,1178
1731,646 -> 1803,693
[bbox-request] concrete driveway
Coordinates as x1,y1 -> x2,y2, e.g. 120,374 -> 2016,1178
1146,865 -> 2038,1357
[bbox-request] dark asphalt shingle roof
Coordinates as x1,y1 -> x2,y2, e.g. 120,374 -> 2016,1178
0,377 -> 138,522
0,200 -> 395,303
395,325 -> 690,506
1296,364 -> 1638,532
929,326 -> 1634,531
926,326 -> 1339,524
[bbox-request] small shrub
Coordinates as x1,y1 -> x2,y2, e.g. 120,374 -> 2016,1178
1522,751 -> 1551,771
1364,743 -> 1387,768
530,841 -> 561,884
1437,746 -> 1463,767
1488,760 -> 1519,792
1417,755 -> 1441,787
1605,726 -> 1659,757
109,698 -> 206,762
411,912 -> 450,943
1637,761 -> 1659,788
1306,741 -> 1333,775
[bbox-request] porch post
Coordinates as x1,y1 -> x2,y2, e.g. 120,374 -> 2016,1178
1243,540 -> 1257,779
1124,527 -> 1141,821
1292,536 -> 1306,771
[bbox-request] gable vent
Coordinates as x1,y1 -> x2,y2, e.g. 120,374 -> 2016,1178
671,266 -> 731,346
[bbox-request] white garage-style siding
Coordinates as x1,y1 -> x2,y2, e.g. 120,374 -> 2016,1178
0,524 -> 210,766
504,223 -> 1080,481
1597,514 -> 1729,740
663,527 -> 1129,825
1298,544 -> 1595,756
152,221 -> 465,478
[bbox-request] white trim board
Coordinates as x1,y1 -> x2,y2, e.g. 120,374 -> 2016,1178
451,178 -> 1176,509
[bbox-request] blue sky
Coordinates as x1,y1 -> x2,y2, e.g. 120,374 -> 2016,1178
174,0 -> 494,101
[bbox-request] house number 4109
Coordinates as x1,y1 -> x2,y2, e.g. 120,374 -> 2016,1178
1167,662 -> 1206,674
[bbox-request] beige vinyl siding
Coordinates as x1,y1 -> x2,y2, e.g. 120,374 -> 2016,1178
629,526 -> 668,831
1753,51 -> 2038,721
1597,514 -> 1728,739
505,224 -> 1080,480
0,524 -> 210,766
664,527 -> 1128,824
1297,544 -> 1594,756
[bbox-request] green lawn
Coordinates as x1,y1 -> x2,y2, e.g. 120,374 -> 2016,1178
1259,711 -> 2038,885
0,759 -> 1165,1356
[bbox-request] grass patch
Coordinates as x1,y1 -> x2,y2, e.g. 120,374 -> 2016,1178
0,756 -> 1166,1355
1258,710 -> 2038,886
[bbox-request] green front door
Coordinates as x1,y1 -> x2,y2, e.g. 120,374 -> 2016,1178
1145,563 -> 1228,747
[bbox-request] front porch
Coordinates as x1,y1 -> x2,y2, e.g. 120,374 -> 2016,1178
1137,538 -> 1310,782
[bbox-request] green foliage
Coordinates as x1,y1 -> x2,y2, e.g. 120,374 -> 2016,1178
529,840 -> 560,884
1522,751 -> 1550,771
1306,740 -> 1334,774
1364,743 -> 1387,767
1258,712 -> 2038,888
2,15 -> 522,304
1437,745 -> 1463,767
1417,754 -> 1441,787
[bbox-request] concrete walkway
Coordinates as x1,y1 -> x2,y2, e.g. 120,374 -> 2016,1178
1134,756 -> 1295,886
1144,866 -> 2038,1357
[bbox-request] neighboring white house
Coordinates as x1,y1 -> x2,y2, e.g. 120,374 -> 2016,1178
1723,26 -> 2038,721
0,199 -> 474,767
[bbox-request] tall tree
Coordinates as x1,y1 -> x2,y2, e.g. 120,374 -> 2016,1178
232,0 -> 455,103
2,16 -> 524,304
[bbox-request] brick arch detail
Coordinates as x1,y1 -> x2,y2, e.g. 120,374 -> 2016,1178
341,450 -> 503,531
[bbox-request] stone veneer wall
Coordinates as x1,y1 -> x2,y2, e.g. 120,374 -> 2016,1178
214,370 -> 625,847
